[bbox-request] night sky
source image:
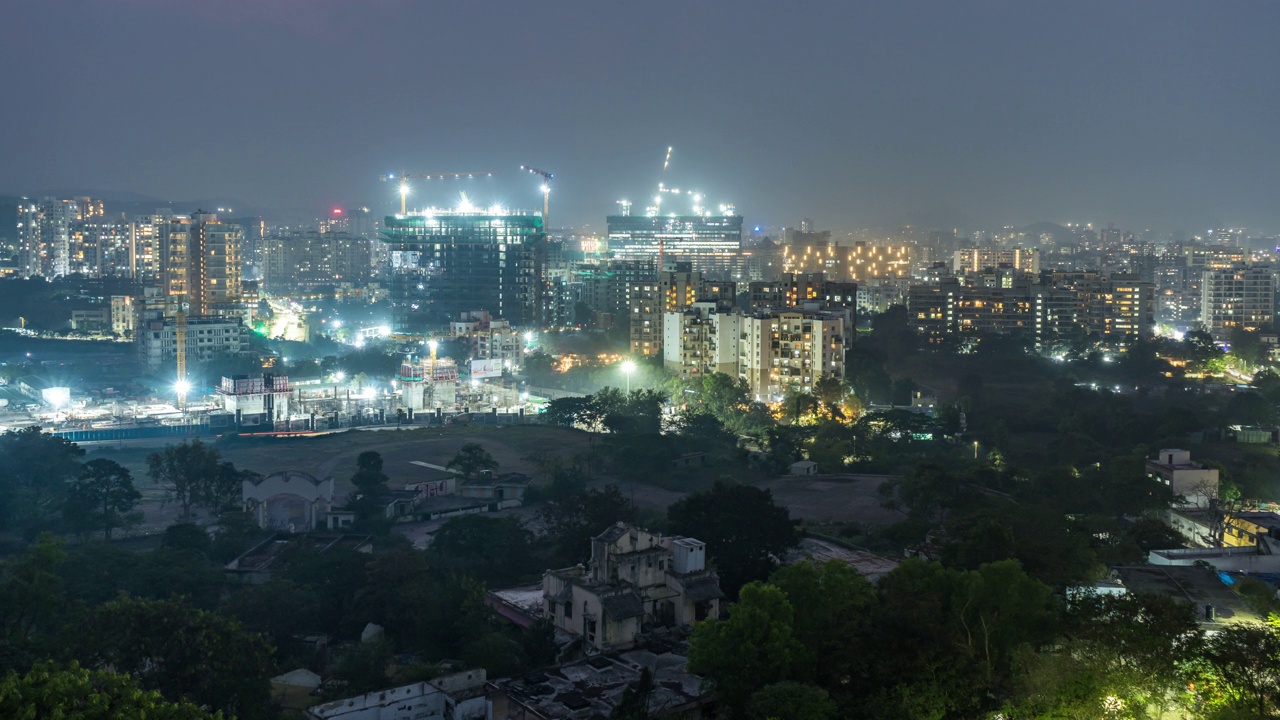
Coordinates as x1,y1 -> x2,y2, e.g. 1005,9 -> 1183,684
3,1 -> 1279,234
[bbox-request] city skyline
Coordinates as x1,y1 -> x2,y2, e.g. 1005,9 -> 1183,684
3,2 -> 1280,234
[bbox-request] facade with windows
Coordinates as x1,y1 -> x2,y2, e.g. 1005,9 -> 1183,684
739,309 -> 846,401
607,214 -> 744,280
137,314 -> 250,368
542,523 -> 722,653
379,211 -> 545,330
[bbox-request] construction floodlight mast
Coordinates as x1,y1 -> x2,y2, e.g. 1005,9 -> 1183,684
381,170 -> 495,215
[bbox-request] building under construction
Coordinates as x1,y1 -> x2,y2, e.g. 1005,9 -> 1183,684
217,374 -> 294,426
379,210 -> 546,330
606,214 -> 744,281
397,354 -> 459,411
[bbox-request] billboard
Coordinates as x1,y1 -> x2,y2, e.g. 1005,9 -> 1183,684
470,359 -> 502,379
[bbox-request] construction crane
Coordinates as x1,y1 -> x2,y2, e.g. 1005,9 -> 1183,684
519,165 -> 554,226
175,309 -> 188,409
520,165 -> 554,329
382,170 -> 495,215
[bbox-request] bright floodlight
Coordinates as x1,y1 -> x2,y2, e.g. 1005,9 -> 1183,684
524,331 -> 535,343
399,183 -> 410,197
428,339 -> 439,352
174,380 -> 191,396
540,184 -> 550,194
335,371 -> 346,382
621,360 -> 636,374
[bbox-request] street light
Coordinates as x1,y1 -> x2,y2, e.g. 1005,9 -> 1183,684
621,360 -> 636,393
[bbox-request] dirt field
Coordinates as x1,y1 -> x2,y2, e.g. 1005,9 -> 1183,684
83,424 -> 600,532
83,427 -> 903,534
752,474 -> 902,527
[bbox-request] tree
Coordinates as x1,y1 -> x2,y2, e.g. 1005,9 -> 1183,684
146,440 -> 221,519
447,443 -> 499,481
429,515 -> 534,586
688,582 -> 804,717
539,485 -> 636,567
1065,591 -> 1202,716
75,596 -> 275,720
667,481 -> 800,598
0,661 -> 223,720
208,462 -> 256,516
769,561 -> 876,694
0,427 -> 85,536
64,458 -> 141,540
871,559 -> 1055,714
747,681 -> 838,720
221,579 -> 321,661
542,396 -> 601,430
671,411 -> 738,457
1202,623 -> 1280,720
348,451 -> 391,532
890,377 -> 918,406
0,535 -> 66,658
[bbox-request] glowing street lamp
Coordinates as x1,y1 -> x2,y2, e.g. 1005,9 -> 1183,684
621,360 -> 636,393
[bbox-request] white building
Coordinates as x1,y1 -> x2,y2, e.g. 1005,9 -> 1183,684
137,314 -> 251,368
1200,265 -> 1276,342
662,302 -> 741,378
1147,448 -> 1219,509
543,523 -> 723,654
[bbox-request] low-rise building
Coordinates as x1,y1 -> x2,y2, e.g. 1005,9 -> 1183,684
307,670 -> 489,720
542,523 -> 723,654
1147,448 -> 1219,508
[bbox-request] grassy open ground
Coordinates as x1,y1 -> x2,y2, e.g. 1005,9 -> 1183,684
84,424 -> 904,535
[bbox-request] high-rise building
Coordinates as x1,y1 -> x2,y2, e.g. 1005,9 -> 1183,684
953,247 -> 1040,275
739,310 -> 846,401
263,230 -> 371,293
189,212 -> 243,316
607,214 -> 744,280
378,210 -> 545,330
15,197 -> 90,278
1201,266 -> 1276,341
629,262 -> 735,357
663,302 -> 742,378
149,211 -> 244,317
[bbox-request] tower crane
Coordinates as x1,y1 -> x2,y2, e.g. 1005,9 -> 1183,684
175,309 -> 188,409
382,170 -> 495,215
520,165 -> 554,328
519,166 -> 554,226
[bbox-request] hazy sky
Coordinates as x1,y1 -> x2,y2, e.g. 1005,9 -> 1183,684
3,1 -> 1279,234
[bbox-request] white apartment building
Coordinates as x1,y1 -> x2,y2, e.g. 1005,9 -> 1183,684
1201,265 -> 1275,342
663,302 -> 741,378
